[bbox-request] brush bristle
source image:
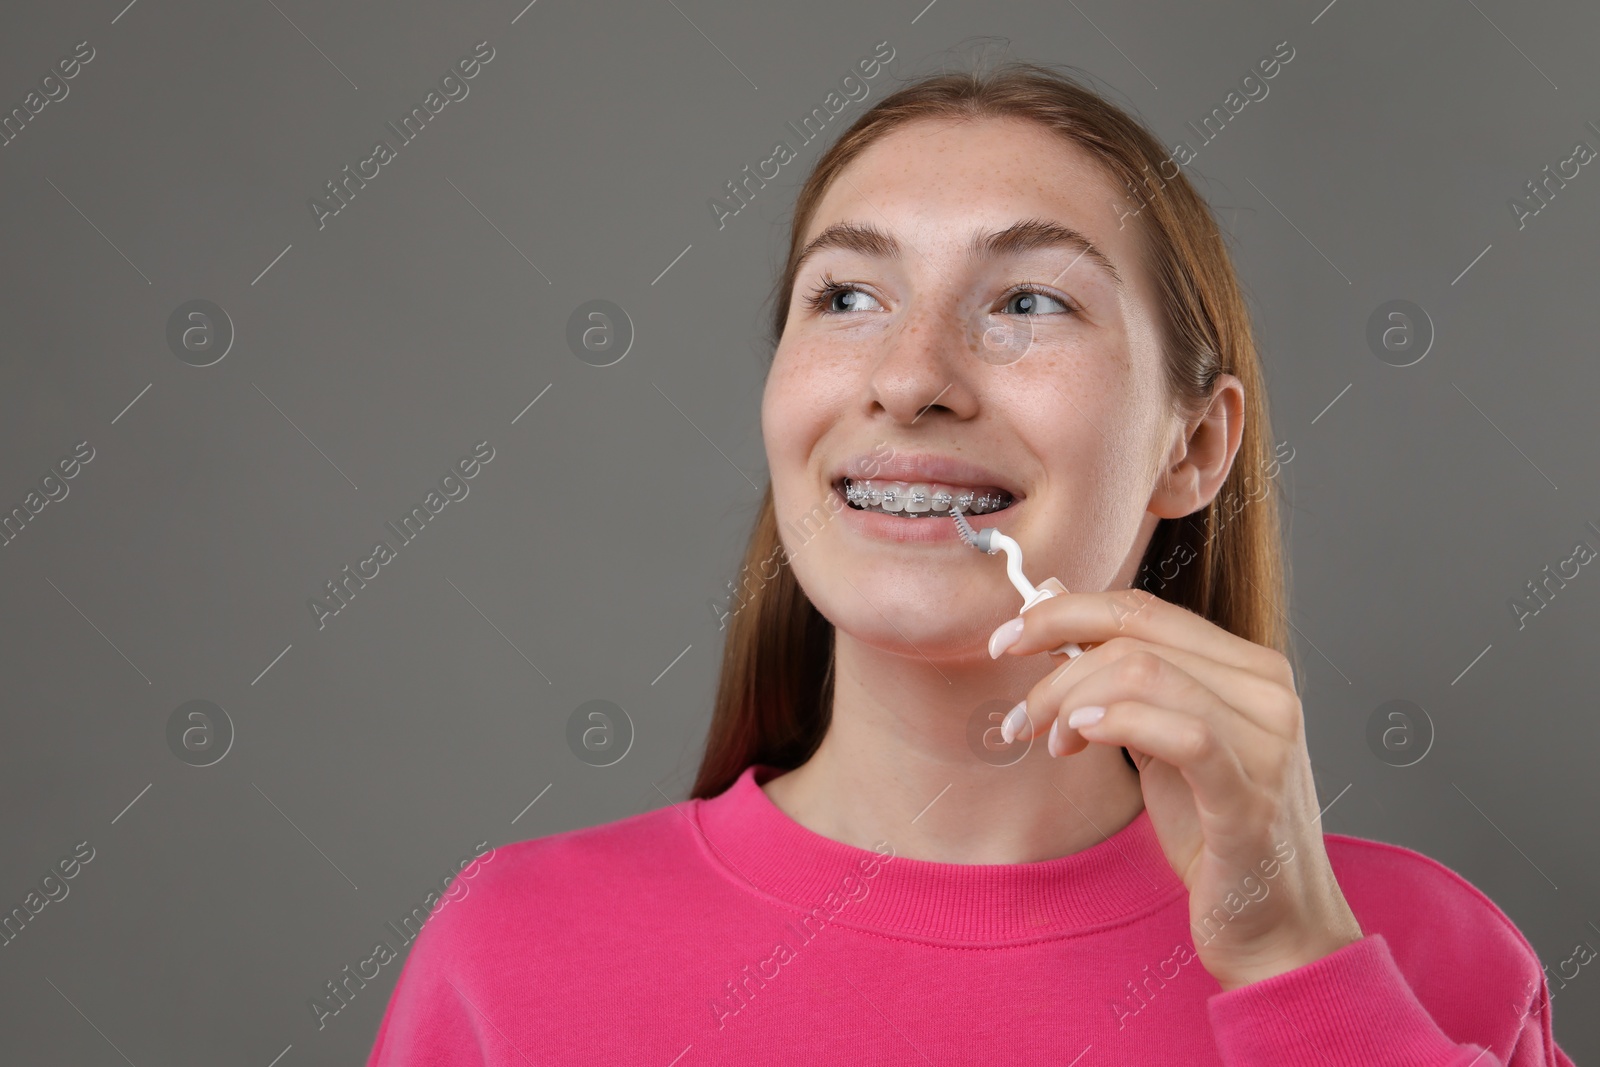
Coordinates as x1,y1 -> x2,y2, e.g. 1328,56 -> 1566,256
950,507 -> 981,548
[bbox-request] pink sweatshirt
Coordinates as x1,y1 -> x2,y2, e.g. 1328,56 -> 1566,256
366,764 -> 1574,1065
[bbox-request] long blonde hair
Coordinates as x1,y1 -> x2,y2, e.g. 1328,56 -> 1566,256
691,57 -> 1293,800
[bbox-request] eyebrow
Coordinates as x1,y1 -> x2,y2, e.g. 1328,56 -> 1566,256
792,217 -> 1125,291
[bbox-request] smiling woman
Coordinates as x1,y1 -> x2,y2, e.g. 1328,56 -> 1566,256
365,58 -> 1576,1066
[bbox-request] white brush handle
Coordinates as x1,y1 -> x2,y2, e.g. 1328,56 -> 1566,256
1021,582 -> 1084,658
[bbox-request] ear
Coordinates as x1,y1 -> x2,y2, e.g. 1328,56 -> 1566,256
1149,373 -> 1245,519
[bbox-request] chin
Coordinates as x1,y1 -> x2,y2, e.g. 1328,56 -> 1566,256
797,549 -> 1010,659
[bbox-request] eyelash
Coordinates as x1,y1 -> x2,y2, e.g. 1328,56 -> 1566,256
800,272 -> 1081,316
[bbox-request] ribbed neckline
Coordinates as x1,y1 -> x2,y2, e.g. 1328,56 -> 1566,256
692,764 -> 1185,945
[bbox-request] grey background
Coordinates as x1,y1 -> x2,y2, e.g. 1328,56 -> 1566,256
2,0 -> 1596,1063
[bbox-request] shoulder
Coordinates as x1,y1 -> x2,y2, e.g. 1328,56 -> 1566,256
476,800 -> 693,897
1322,831 -> 1544,1011
417,799 -> 703,945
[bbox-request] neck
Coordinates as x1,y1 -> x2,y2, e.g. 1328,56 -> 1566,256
762,629 -> 1145,865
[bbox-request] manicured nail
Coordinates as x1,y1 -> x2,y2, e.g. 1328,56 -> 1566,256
1000,699 -> 1029,743
1047,718 -> 1063,757
1067,705 -> 1105,729
989,617 -> 1026,659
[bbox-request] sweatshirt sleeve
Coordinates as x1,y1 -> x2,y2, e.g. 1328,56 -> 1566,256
364,904 -> 489,1067
1205,934 -> 1575,1066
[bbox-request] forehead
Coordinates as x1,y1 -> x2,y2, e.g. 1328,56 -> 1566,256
804,115 -> 1138,270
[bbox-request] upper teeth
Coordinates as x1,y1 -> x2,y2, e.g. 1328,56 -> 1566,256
843,479 -> 1013,515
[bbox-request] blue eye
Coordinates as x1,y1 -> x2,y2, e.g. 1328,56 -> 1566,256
799,275 -> 1080,317
1000,288 -> 1072,315
802,275 -> 883,314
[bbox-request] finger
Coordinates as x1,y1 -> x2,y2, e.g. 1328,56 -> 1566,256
1071,699 -> 1254,803
1021,650 -> 1281,777
1039,635 -> 1299,739
1003,589 -> 1291,684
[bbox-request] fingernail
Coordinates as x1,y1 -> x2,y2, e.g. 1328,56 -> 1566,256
988,617 -> 1025,659
1001,699 -> 1029,743
1047,718 -> 1063,757
1067,705 -> 1105,729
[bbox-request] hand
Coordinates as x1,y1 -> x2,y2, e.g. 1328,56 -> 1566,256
992,586 -> 1364,991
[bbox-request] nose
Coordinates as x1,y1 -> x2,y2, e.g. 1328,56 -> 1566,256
865,301 -> 980,424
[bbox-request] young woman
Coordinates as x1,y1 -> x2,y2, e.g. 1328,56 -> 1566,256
366,59 -> 1575,1065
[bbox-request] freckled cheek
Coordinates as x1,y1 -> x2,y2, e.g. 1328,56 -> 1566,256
762,347 -> 839,495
